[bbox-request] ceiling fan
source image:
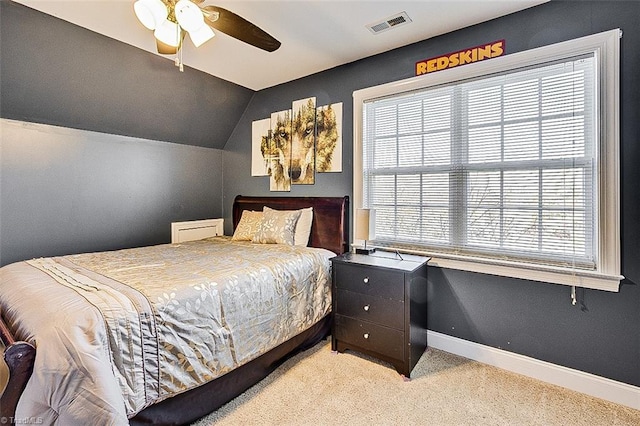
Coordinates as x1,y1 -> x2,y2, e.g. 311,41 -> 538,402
134,0 -> 281,57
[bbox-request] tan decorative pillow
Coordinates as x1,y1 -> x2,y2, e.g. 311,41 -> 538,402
261,207 -> 313,246
231,210 -> 263,241
252,208 -> 302,245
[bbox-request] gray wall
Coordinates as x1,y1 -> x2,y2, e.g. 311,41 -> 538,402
223,1 -> 640,387
0,119 -> 223,266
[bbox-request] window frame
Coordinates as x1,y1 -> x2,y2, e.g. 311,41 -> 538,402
353,29 -> 622,292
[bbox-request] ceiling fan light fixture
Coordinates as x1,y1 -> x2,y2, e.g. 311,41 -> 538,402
132,0 -> 280,64
134,0 -> 167,30
154,19 -> 181,47
189,24 -> 215,47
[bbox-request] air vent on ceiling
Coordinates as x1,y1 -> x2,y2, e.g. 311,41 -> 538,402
366,11 -> 412,34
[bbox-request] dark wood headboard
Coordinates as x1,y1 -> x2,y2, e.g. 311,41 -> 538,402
232,195 -> 349,255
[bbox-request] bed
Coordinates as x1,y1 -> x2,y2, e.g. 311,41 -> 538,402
0,195 -> 349,425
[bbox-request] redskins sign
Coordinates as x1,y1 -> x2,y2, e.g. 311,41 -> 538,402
415,40 -> 505,76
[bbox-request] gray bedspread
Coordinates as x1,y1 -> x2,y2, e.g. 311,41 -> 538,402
0,237 -> 333,425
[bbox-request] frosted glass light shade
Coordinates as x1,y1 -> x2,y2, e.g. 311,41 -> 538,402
175,0 -> 204,31
188,25 -> 215,47
154,19 -> 181,47
134,0 -> 167,30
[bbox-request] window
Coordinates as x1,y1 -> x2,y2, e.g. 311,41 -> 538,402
353,30 -> 622,291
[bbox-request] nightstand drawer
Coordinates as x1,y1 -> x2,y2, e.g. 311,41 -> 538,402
334,315 -> 404,361
336,289 -> 404,330
334,263 -> 404,300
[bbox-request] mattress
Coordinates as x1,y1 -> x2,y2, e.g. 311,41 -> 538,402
0,236 -> 333,425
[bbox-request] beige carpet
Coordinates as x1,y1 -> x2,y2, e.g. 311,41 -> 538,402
192,339 -> 640,426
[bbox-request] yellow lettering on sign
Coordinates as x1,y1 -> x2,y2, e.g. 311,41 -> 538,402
448,53 -> 460,68
426,59 -> 438,73
491,40 -> 504,57
458,50 -> 472,65
477,45 -> 492,61
415,40 -> 506,76
436,56 -> 449,71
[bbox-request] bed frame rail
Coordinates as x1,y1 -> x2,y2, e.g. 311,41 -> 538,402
0,313 -> 35,423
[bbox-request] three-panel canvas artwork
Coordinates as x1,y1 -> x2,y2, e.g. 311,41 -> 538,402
251,97 -> 343,191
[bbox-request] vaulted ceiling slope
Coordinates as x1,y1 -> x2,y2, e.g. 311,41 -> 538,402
1,1 -> 254,150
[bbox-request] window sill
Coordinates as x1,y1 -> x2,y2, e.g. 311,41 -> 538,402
364,245 -> 623,292
428,254 -> 623,292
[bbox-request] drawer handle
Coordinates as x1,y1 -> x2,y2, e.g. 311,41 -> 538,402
363,333 -> 369,339
363,305 -> 370,312
363,277 -> 369,284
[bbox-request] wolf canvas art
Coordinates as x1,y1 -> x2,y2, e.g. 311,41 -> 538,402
290,97 -> 317,184
316,102 -> 342,173
251,99 -> 342,191
267,109 -> 292,191
251,118 -> 271,176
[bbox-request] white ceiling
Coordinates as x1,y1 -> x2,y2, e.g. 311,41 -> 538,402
15,0 -> 548,91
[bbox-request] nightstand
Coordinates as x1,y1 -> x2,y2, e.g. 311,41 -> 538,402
330,251 -> 429,379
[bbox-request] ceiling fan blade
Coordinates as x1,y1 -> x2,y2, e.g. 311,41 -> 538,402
202,5 -> 281,52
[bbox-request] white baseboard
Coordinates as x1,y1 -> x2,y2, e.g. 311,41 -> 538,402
427,330 -> 640,411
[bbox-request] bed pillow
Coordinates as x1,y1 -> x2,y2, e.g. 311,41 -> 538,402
293,207 -> 313,246
261,207 -> 313,246
252,208 -> 302,245
231,210 -> 263,241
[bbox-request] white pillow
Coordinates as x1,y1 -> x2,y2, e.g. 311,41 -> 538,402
263,206 -> 313,246
294,207 -> 313,246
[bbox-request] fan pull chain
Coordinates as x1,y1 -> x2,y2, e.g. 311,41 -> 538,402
172,23 -> 184,72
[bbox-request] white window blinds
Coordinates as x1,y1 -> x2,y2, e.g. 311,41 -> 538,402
362,55 -> 597,269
